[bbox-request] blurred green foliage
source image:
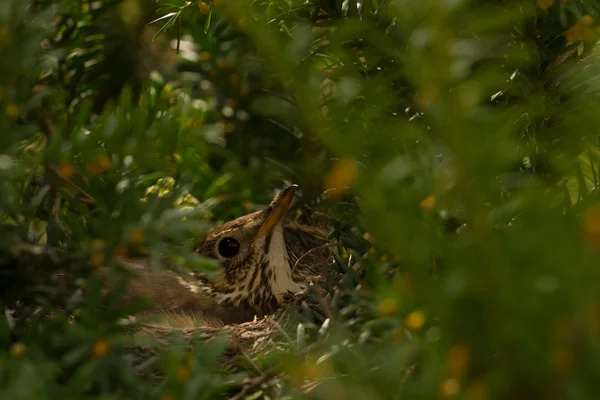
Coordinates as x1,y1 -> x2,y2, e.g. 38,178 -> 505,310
3,0 -> 600,398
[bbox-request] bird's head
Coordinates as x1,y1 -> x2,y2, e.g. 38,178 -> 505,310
195,185 -> 302,312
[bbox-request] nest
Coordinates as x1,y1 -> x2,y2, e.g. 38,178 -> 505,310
136,314 -> 284,358
126,299 -> 324,389
125,221 -> 339,380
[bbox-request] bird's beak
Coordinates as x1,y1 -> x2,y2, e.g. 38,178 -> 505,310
256,184 -> 298,239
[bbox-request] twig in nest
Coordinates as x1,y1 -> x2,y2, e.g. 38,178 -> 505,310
229,367 -> 280,400
284,221 -> 329,239
272,320 -> 294,343
292,242 -> 339,271
309,284 -> 334,322
48,166 -> 96,207
227,342 -> 327,400
240,349 -> 262,374
53,194 -> 72,235
400,362 -> 418,384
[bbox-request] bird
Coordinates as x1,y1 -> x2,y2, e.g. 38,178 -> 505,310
107,184 -> 328,326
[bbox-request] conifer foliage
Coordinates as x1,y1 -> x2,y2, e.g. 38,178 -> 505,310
3,0 -> 600,399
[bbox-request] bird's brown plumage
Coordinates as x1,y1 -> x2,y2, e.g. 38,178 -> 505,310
102,185 -> 322,326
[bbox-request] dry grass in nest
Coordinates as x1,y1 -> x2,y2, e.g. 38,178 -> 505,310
123,220 -> 340,389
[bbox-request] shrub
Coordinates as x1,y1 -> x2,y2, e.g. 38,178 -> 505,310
2,0 -> 600,399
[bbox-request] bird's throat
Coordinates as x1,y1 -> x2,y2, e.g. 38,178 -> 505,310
212,223 -> 302,311
265,224 -> 303,299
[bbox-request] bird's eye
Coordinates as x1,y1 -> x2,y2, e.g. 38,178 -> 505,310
217,237 -> 240,258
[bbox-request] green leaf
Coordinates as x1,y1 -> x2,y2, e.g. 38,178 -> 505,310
204,8 -> 212,34
150,11 -> 182,42
147,11 -> 178,27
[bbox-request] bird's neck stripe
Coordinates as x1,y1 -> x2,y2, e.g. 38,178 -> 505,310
267,225 -> 302,296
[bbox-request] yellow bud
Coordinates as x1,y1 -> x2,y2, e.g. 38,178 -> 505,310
392,329 -> 405,341
288,358 -> 333,388
323,158 -> 358,200
415,85 -> 438,109
10,342 -> 26,357
97,154 -> 111,170
405,310 -> 426,331
377,297 -> 398,317
92,340 -> 111,357
86,154 -> 111,176
57,162 -> 75,179
536,0 -> 554,10
130,228 -> 145,244
440,378 -> 460,398
177,365 -> 191,382
197,1 -> 210,15
5,104 -> 20,118
90,252 -> 105,267
216,57 -> 230,68
446,345 -> 470,377
567,16 -> 597,42
113,245 -> 129,258
582,15 -> 594,25
420,195 -> 436,212
90,239 -> 105,250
